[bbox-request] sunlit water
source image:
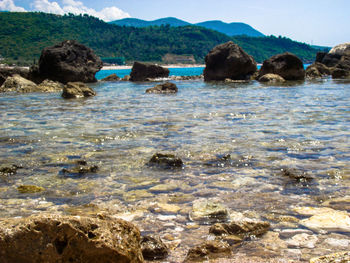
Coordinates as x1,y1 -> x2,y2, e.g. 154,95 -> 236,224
0,70 -> 349,262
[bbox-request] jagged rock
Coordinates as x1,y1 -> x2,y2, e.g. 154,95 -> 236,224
310,251 -> 350,263
130,62 -> 169,81
30,40 -> 102,84
204,41 -> 257,81
209,216 -> 270,238
101,73 -> 120,81
37,79 -> 64,92
332,55 -> 350,79
61,160 -> 98,176
258,52 -> 305,80
141,235 -> 168,260
0,67 -> 29,86
258,73 -> 285,83
62,82 -> 96,99
17,185 -> 45,194
0,214 -> 143,263
147,153 -> 183,169
189,199 -> 229,224
280,168 -> 313,183
184,240 -> 231,262
306,62 -> 332,78
0,74 -> 38,93
145,82 -> 178,94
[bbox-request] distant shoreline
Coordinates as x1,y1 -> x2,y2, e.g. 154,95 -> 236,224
102,64 -> 205,70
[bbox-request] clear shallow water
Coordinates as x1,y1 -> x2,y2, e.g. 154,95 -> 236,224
0,74 -> 350,262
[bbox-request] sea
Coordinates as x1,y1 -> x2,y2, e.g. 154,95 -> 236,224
0,67 -> 349,262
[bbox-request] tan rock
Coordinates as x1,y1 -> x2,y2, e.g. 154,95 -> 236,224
258,73 -> 285,83
62,82 -> 96,99
0,214 -> 143,263
37,79 -> 64,92
189,199 -> 229,224
300,210 -> 350,232
293,206 -> 335,216
0,74 -> 38,93
310,251 -> 350,263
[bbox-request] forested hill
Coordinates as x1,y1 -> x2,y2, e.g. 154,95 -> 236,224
0,12 -> 323,65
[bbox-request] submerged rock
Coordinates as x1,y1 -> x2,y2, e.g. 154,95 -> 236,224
130,62 -> 169,81
17,185 -> 45,194
141,235 -> 168,260
61,160 -> 98,176
204,41 -> 257,81
258,52 -> 305,80
145,82 -> 178,94
147,153 -> 183,169
258,73 -> 285,83
0,164 -> 19,175
184,240 -> 231,262
0,214 -> 143,263
0,74 -> 38,93
189,199 -> 229,224
310,251 -> 350,263
62,82 -> 96,99
101,73 -> 120,81
285,233 -> 318,249
30,40 -> 102,84
280,168 -> 313,183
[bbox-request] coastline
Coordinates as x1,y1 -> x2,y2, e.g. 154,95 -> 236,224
101,64 -> 205,70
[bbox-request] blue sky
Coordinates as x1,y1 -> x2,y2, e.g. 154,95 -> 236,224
1,0 -> 349,47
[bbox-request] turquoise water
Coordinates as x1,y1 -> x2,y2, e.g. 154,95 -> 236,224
0,70 -> 349,262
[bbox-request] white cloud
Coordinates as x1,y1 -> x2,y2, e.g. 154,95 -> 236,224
31,0 -> 130,21
0,0 -> 26,12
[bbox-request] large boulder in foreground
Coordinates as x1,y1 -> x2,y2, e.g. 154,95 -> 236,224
0,214 -> 143,263
258,52 -> 305,80
204,41 -> 257,81
62,82 -> 96,99
130,62 -> 169,81
32,40 -> 103,84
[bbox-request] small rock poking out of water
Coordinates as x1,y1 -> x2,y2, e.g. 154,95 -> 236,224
145,82 -> 178,94
209,215 -> 270,239
17,185 -> 45,194
189,199 -> 229,224
101,73 -> 120,81
130,62 -> 169,81
61,160 -> 98,176
280,168 -> 313,183
204,154 -> 254,168
0,164 -> 20,175
140,235 -> 169,260
184,240 -> 231,262
258,73 -> 286,83
0,214 -> 143,263
62,82 -> 96,99
147,153 -> 183,169
310,251 -> 350,263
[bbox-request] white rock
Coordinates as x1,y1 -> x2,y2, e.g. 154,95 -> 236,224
329,42 -> 350,56
324,238 -> 350,248
286,233 -> 318,248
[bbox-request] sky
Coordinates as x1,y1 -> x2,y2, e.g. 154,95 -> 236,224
1,0 -> 349,47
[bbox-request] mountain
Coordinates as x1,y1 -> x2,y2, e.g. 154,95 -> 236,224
195,21 -> 264,37
110,17 -> 190,27
0,12 -> 321,65
110,17 -> 264,37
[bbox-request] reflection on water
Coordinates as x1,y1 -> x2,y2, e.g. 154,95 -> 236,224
0,76 -> 350,262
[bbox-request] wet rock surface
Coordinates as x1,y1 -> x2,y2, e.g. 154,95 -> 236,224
30,40 -> 102,84
0,164 -> 20,175
61,160 -> 98,176
130,62 -> 169,81
37,79 -> 64,92
146,82 -> 178,94
0,214 -> 143,263
310,251 -> 350,263
306,62 -> 332,78
0,74 -> 38,93
147,153 -> 183,169
62,82 -> 96,99
204,41 -> 257,81
101,73 -> 120,81
17,185 -> 45,194
280,168 -> 313,183
140,235 -> 168,260
189,199 -> 229,224
184,240 -> 231,262
258,52 -> 305,80
258,73 -> 285,83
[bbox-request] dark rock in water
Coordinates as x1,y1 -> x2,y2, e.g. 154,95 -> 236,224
204,154 -> 255,168
184,240 -> 231,262
130,62 -> 169,81
258,73 -> 285,83
61,160 -> 98,176
30,40 -> 102,84
141,235 -> 168,260
322,43 -> 350,67
0,164 -> 20,175
62,82 -> 96,99
0,67 -> 29,86
203,41 -> 257,81
17,185 -> 45,194
146,82 -> 178,94
332,55 -> 350,79
321,53 -> 342,67
101,73 -> 120,81
209,218 -> 270,238
280,168 -> 313,183
315,52 -> 327,63
148,153 -> 183,169
258,52 -> 305,80
306,62 -> 332,78
0,214 -> 143,263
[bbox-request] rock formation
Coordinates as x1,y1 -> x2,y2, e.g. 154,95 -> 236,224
130,62 -> 169,81
204,41 -> 257,81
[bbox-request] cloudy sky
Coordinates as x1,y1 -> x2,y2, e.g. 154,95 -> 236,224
1,0 -> 349,47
